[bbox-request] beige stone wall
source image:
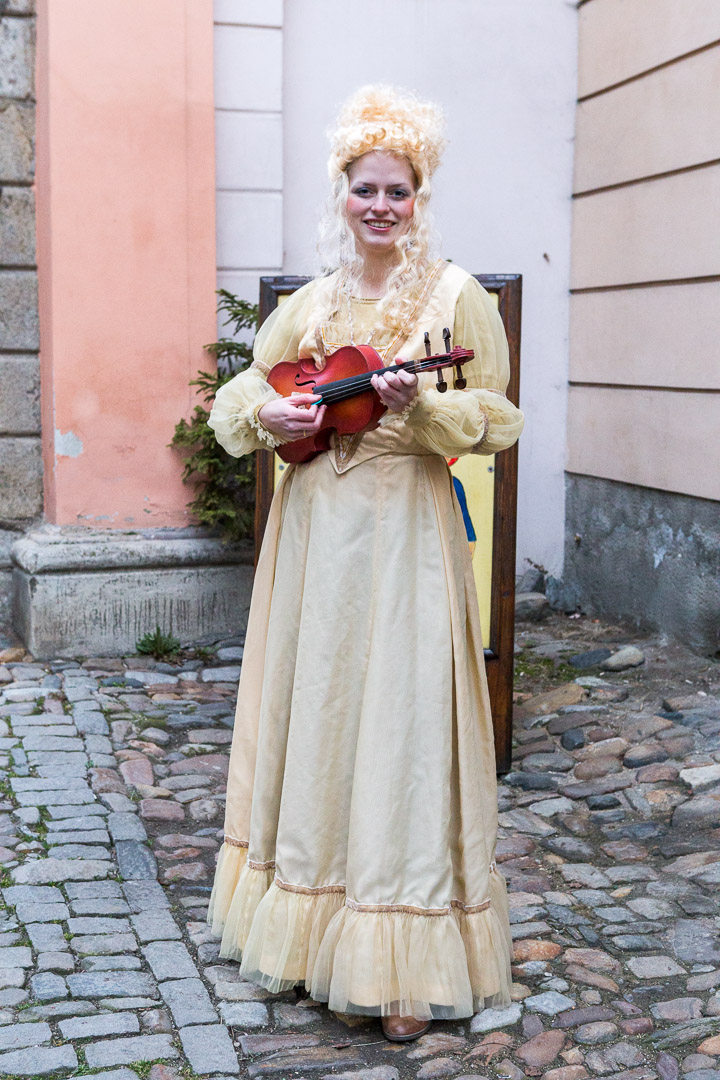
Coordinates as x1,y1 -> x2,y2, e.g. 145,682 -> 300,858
568,0 -> 720,502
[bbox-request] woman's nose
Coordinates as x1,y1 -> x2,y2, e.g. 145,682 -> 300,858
371,191 -> 390,213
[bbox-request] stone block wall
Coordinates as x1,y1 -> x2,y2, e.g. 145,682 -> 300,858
550,476 -> 720,657
0,1 -> 41,634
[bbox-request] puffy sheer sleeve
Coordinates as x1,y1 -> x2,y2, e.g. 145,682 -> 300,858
208,283 -> 316,457
400,276 -> 525,457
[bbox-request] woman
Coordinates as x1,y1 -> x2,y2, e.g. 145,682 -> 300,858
207,85 -> 524,1041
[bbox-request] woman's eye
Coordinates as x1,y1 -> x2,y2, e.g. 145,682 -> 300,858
353,187 -> 372,196
393,190 -> 410,199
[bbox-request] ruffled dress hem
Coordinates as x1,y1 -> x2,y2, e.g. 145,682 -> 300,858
207,840 -> 513,1020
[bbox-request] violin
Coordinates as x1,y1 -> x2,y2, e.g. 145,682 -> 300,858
267,328 -> 474,464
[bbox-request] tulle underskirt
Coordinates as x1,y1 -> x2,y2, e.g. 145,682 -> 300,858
207,842 -> 513,1020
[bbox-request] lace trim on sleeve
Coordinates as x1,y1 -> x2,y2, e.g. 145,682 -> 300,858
471,409 -> 490,453
247,401 -> 284,449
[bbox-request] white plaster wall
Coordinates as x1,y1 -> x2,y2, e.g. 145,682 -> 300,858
281,0 -> 578,578
213,0 -> 578,578
213,0 -> 284,331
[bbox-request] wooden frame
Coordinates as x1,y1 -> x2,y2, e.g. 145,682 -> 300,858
254,274 -> 522,773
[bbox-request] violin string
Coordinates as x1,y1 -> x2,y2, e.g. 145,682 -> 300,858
316,371 -> 439,404
316,358 -> 443,397
314,363 -> 420,403
313,357 -> 465,404
315,362 -> 414,397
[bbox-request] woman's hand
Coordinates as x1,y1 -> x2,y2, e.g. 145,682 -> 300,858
257,394 -> 326,442
371,362 -> 418,413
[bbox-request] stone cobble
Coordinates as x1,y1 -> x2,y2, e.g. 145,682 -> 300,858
0,617 -> 719,1078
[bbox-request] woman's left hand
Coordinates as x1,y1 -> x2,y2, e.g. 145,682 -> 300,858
371,362 -> 418,413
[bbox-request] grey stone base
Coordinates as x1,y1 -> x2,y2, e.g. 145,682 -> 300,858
549,475 -> 720,656
10,526 -> 254,658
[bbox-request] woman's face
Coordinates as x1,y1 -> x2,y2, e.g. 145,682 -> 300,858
346,151 -> 416,257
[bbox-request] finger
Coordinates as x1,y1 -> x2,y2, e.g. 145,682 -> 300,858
372,375 -> 391,401
309,407 -> 327,432
294,404 -> 327,429
292,399 -> 326,420
378,373 -> 399,392
288,406 -> 317,424
385,370 -> 415,390
293,411 -> 321,428
290,392 -> 324,405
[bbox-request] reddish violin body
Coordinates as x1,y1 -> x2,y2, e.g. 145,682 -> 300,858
268,345 -> 386,464
267,334 -> 474,465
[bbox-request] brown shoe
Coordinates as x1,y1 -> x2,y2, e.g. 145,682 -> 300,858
381,1013 -> 431,1042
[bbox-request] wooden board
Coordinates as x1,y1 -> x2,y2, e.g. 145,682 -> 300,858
254,274 -> 522,774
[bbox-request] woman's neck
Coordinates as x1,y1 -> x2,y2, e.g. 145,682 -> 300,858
356,249 -> 399,299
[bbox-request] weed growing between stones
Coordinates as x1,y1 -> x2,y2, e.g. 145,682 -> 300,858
193,646 -> 216,664
514,651 -> 578,690
132,1059 -> 175,1080
70,1046 -> 90,1074
136,628 -> 182,661
135,715 -> 169,733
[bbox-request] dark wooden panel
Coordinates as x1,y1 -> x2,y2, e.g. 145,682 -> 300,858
480,275 -> 522,774
254,273 -> 522,773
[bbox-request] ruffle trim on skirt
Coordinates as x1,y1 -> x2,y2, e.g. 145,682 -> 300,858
207,840 -> 513,1020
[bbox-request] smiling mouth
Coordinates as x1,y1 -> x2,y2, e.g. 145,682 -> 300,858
364,220 -> 395,230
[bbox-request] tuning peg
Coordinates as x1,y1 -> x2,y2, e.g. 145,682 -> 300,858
432,327 -> 449,392
424,331 -> 432,357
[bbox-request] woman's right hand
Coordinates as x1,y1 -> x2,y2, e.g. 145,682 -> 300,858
257,394 -> 327,442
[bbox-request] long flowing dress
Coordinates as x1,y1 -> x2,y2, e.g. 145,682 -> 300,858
206,261 -> 524,1020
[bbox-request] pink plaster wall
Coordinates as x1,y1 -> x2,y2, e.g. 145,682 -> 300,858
35,0 -> 216,527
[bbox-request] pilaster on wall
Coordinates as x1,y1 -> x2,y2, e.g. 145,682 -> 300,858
214,0 -> 283,325
0,1 -> 41,632
568,0 -> 720,501
35,0 -> 217,528
561,0 -> 720,651
7,0 -> 250,656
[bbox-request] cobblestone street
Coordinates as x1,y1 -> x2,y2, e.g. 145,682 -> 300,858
0,614 -> 719,1080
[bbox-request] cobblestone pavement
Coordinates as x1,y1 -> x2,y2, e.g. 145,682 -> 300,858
0,614 -> 719,1080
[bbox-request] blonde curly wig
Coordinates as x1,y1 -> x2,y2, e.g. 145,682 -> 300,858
328,84 -> 446,189
315,85 -> 446,342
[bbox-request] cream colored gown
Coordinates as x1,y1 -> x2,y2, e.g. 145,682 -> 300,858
206,261 -> 524,1020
